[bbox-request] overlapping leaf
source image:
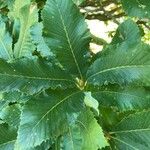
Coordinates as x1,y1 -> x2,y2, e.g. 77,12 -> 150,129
109,111 -> 150,149
0,58 -> 75,94
13,2 -> 38,58
0,124 -> 17,150
0,20 -> 13,60
111,19 -> 141,51
92,87 -> 150,111
121,0 -> 150,19
0,104 -> 21,128
31,23 -> 53,57
15,89 -> 84,149
62,125 -> 82,150
62,109 -> 108,150
42,0 -> 91,79
87,44 -> 150,86
77,109 -> 108,150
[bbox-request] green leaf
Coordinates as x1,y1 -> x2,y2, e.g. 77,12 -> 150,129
42,0 -> 91,79
31,23 -> 53,57
16,89 -> 84,149
2,91 -> 29,103
0,100 -> 8,111
92,87 -> 150,111
62,125 -> 82,150
0,124 -> 17,150
11,0 -> 30,19
0,0 -> 14,9
31,140 -> 52,150
84,92 -> 99,115
111,19 -> 141,51
121,0 -> 150,19
87,44 -> 150,86
0,58 -> 75,94
14,3 -> 38,58
62,109 -> 109,150
109,111 -> 150,149
0,20 -> 13,60
0,104 -> 21,128
78,109 -> 108,150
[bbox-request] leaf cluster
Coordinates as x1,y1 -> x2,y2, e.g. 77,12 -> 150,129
0,0 -> 150,149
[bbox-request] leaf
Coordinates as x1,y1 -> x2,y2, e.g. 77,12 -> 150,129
31,23 -> 53,57
11,0 -> 30,19
0,58 -> 75,94
16,89 -> 84,149
0,104 -> 21,128
62,109 -> 109,150
84,92 -> 99,115
78,109 -> 109,150
31,140 -> 52,150
0,100 -> 8,111
111,19 -> 141,51
121,0 -> 150,19
42,0 -> 91,79
14,3 -> 38,58
92,87 -> 150,111
2,91 -> 29,103
0,124 -> 17,150
0,20 -> 13,60
0,0 -> 14,9
109,111 -> 150,149
62,125 -> 82,150
87,43 -> 150,86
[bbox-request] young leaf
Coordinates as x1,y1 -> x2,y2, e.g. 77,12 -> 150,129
42,0 -> 91,79
78,109 -> 109,150
109,111 -> 150,149
0,124 -> 17,150
87,44 -> 150,86
0,21 -> 13,60
16,89 -> 84,149
11,0 -> 30,19
62,109 -> 109,150
14,3 -> 38,58
0,58 -> 75,94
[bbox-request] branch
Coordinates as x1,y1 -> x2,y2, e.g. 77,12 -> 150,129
91,34 -> 108,45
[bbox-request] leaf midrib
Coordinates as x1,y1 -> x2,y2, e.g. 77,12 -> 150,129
32,91 -> 81,129
110,128 -> 150,134
87,64 -> 150,81
14,6 -> 31,58
55,1 -> 83,80
0,72 -> 74,83
110,136 -> 138,150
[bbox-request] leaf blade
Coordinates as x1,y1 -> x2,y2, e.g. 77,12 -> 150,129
16,89 -> 85,149
0,58 -> 75,94
42,0 -> 91,79
87,44 -> 150,86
